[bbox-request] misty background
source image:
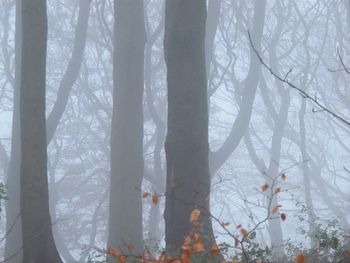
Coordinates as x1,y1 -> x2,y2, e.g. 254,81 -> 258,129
0,0 -> 349,262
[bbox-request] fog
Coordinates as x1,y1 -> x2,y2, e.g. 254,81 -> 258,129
0,0 -> 349,262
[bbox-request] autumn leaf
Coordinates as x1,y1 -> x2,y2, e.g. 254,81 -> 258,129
190,209 -> 201,223
145,248 -> 153,260
274,187 -> 281,194
210,244 -> 220,256
271,205 -> 282,214
261,183 -> 270,192
192,232 -> 201,242
240,228 -> 249,238
142,192 -> 150,198
151,195 -> 159,205
181,252 -> 192,263
118,255 -> 126,263
107,246 -> 122,257
193,239 -> 205,253
183,234 -> 192,246
126,243 -> 135,252
182,245 -> 192,256
295,252 -> 305,263
221,222 -> 230,227
281,173 -> 287,181
280,213 -> 287,221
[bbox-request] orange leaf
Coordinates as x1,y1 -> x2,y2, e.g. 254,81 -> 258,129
271,205 -> 282,215
280,213 -> 287,221
183,234 -> 192,246
261,183 -> 270,192
142,192 -> 150,198
152,195 -> 159,205
107,246 -> 122,257
118,255 -> 126,263
182,245 -> 192,256
190,209 -> 201,223
193,239 -> 205,253
295,252 -> 305,263
192,232 -> 201,242
210,244 -> 220,256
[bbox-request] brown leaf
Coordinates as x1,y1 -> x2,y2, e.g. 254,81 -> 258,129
271,205 -> 282,215
210,244 -> 220,256
240,228 -> 249,238
151,195 -> 159,205
190,209 -> 201,223
280,213 -> 287,221
261,183 -> 270,192
295,252 -> 305,263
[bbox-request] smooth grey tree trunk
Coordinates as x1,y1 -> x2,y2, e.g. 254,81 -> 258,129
163,0 -> 218,256
4,1 -> 22,262
5,1 -> 90,261
20,0 -> 62,262
108,0 -> 146,255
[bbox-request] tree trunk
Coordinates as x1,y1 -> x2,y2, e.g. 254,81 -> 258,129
108,0 -> 146,255
209,0 -> 266,175
20,0 -> 62,262
5,0 -> 22,262
5,1 -> 90,261
163,0 -> 217,255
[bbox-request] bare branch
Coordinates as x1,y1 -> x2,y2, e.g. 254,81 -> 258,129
247,31 -> 350,128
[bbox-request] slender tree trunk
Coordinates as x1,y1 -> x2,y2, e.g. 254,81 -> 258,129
108,0 -> 146,255
5,0 -> 22,261
5,1 -> 90,261
299,99 -> 317,249
209,0 -> 266,175
266,6 -> 288,258
20,0 -> 62,262
46,0 -> 90,142
163,0 -> 217,256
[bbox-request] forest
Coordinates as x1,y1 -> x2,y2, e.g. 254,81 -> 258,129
0,0 -> 349,262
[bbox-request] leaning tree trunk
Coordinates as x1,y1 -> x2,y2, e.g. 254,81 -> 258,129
108,0 -> 146,255
20,0 -> 62,262
163,0 -> 217,255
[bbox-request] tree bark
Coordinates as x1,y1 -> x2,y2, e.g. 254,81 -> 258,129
4,1 -> 22,262
108,0 -> 146,255
20,0 -> 62,262
5,1 -> 90,261
163,0 -> 217,255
